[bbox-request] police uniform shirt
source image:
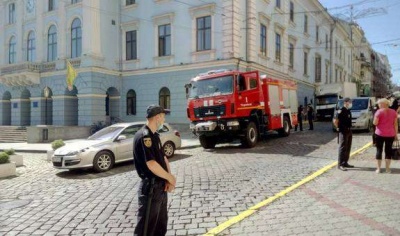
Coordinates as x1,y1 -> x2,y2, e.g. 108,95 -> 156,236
336,107 -> 352,131
133,125 -> 168,180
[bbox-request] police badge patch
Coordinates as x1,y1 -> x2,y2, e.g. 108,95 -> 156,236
143,137 -> 152,147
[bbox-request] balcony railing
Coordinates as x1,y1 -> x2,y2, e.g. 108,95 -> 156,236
1,62 -> 41,75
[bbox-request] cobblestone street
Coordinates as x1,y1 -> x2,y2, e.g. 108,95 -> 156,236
1,122 -> 399,235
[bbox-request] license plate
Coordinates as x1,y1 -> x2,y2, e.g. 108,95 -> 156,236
53,156 -> 62,162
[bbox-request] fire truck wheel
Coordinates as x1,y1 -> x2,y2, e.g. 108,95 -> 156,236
278,117 -> 290,137
241,122 -> 258,148
199,135 -> 217,149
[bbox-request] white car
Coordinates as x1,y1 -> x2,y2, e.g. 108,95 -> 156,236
52,122 -> 181,172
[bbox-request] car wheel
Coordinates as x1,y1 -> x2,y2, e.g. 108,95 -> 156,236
163,141 -> 175,158
93,151 -> 114,172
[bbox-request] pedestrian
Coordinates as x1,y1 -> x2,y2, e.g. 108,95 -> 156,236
307,104 -> 314,130
373,98 -> 398,174
133,105 -> 176,236
294,105 -> 303,131
333,97 -> 354,171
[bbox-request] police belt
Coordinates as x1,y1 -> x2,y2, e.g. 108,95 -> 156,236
142,177 -> 165,186
339,127 -> 351,132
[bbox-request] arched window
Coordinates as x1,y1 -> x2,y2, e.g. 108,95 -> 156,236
48,25 -> 57,61
27,31 -> 36,61
8,36 -> 16,64
126,90 -> 136,115
159,87 -> 170,110
71,18 -> 82,58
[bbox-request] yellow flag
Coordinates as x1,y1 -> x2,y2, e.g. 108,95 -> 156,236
66,60 -> 77,91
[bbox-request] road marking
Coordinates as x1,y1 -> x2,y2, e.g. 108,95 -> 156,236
204,141 -> 372,236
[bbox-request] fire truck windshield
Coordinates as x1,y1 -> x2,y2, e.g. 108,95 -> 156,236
189,75 -> 233,98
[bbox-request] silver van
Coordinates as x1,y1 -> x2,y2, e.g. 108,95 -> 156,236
334,97 -> 375,132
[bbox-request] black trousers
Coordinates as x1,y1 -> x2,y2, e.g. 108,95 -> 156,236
375,135 -> 395,160
135,179 -> 168,236
295,117 -> 303,131
338,130 -> 352,166
308,116 -> 313,130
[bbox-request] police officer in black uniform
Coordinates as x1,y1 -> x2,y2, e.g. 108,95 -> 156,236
334,97 -> 355,171
133,105 -> 176,236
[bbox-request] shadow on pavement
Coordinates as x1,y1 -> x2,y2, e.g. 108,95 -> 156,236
348,166 -> 400,174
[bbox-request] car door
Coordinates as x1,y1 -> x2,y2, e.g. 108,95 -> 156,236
115,125 -> 142,162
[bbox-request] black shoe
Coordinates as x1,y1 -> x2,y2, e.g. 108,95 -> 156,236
343,163 -> 354,168
338,166 -> 347,171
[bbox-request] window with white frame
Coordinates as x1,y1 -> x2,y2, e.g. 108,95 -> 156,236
304,51 -> 308,75
126,30 -> 137,60
290,2 -> 294,22
159,87 -> 170,110
275,33 -> 281,62
49,0 -> 55,11
71,0 -> 81,4
158,24 -> 171,56
304,15 -> 308,34
316,26 -> 319,42
325,34 -> 328,50
276,0 -> 281,8
289,43 -> 294,69
71,18 -> 82,58
260,24 -> 267,56
9,3 -> 16,24
325,62 -> 329,83
196,16 -> 211,51
48,25 -> 57,62
9,36 -> 16,64
27,31 -> 36,62
315,55 -> 321,82
126,0 -> 135,5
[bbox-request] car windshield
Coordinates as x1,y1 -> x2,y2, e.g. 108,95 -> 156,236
316,95 -> 338,105
189,75 -> 233,98
337,99 -> 369,110
88,126 -> 124,140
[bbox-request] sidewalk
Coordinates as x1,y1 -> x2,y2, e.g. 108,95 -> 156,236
0,131 -> 200,153
217,143 -> 400,235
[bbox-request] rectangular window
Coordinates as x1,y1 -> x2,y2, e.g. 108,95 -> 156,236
290,2 -> 294,22
289,43 -> 294,68
275,33 -> 281,62
340,45 -> 342,59
49,0 -> 54,11
9,3 -> 15,24
304,15 -> 308,34
325,34 -> 328,50
325,62 -> 329,83
276,0 -> 281,8
196,16 -> 211,51
126,0 -> 136,5
335,68 -> 338,82
315,55 -> 321,83
126,30 -> 137,60
304,51 -> 308,75
158,24 -> 171,56
9,40 -> 16,64
71,0 -> 81,3
316,26 -> 319,42
335,41 -> 338,55
260,24 -> 267,56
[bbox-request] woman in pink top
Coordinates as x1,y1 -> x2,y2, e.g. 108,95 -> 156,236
373,98 -> 398,173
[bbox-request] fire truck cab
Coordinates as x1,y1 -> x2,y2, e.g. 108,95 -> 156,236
186,69 -> 298,149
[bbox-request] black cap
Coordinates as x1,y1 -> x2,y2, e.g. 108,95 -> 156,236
343,97 -> 351,102
146,105 -> 170,118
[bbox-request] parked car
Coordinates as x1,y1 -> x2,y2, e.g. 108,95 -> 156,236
52,122 -> 181,172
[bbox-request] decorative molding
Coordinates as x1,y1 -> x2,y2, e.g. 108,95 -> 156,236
258,12 -> 271,25
189,3 -> 216,19
152,12 -> 175,26
77,94 -> 107,98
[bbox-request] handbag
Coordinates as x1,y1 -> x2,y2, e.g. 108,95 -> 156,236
392,140 -> 400,160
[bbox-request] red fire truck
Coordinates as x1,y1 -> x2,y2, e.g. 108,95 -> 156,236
186,69 -> 298,149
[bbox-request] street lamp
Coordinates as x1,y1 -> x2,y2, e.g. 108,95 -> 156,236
44,86 -> 50,125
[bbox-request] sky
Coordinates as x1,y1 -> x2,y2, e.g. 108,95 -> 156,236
319,0 -> 400,86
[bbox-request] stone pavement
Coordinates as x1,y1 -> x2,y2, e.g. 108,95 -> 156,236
219,140 -> 400,235
1,122 -> 399,235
